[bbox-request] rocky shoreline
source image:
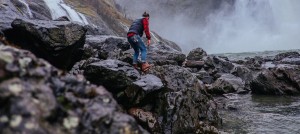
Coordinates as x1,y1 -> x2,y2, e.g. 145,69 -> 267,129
1,0 -> 300,133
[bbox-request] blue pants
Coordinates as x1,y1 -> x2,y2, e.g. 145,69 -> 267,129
127,35 -> 147,64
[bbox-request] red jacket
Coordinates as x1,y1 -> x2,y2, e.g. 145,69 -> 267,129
127,18 -> 151,40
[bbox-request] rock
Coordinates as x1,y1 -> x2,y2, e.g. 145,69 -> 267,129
125,74 -> 163,105
250,65 -> 300,95
147,42 -> 186,66
0,45 -> 148,134
84,59 -> 140,93
54,16 -> 70,21
231,64 -> 254,90
10,18 -> 87,70
128,108 -> 160,133
195,70 -> 214,84
276,57 -> 300,65
212,56 -> 234,73
185,60 -> 205,69
274,51 -> 300,61
208,74 -> 246,95
148,65 -> 221,133
187,47 -> 207,60
84,35 -> 131,61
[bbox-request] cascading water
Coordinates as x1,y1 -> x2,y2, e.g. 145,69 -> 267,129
17,0 -> 33,18
43,0 -> 89,25
202,0 -> 300,54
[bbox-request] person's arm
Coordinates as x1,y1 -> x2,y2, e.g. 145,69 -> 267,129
143,18 -> 151,45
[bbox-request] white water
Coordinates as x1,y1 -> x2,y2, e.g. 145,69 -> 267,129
18,0 -> 33,18
199,0 -> 300,54
43,0 -> 88,25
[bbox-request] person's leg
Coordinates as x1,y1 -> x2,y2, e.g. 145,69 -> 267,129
128,36 -> 140,65
136,36 -> 147,63
136,36 -> 150,71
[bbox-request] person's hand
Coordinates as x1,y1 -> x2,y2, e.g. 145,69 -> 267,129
147,39 -> 151,46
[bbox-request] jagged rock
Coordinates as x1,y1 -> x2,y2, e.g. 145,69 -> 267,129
212,56 -> 234,73
276,57 -> 300,65
148,65 -> 220,133
274,51 -> 300,61
207,74 -> 246,95
231,64 -> 254,89
84,59 -> 140,93
128,108 -> 160,133
9,18 -> 87,70
148,42 -> 186,66
250,65 -> 300,95
187,47 -> 207,60
0,44 -> 148,134
84,35 -> 131,61
244,56 -> 264,70
54,16 -> 70,21
185,60 -> 205,69
195,70 -> 214,84
125,74 -> 163,105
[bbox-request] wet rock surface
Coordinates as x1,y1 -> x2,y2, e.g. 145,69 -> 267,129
250,65 -> 300,95
7,18 -> 87,69
0,44 -> 148,134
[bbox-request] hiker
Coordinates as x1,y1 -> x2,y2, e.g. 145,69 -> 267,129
127,12 -> 151,72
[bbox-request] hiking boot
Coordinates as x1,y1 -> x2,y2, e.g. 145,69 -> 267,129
141,62 -> 151,72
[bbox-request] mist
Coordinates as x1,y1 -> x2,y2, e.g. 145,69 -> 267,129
115,0 -> 300,54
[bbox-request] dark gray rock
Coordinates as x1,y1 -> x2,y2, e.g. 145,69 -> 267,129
274,51 -> 300,61
10,18 -> 87,70
84,35 -> 131,61
231,64 -> 254,89
187,47 -> 207,60
0,44 -> 148,134
250,65 -> 300,95
212,56 -> 234,73
148,65 -> 220,133
54,16 -> 70,21
208,74 -> 246,95
277,57 -> 300,65
185,60 -> 205,69
147,42 -> 186,66
125,74 -> 163,105
84,60 -> 139,93
195,70 -> 214,84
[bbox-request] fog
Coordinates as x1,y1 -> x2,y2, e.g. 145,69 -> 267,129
115,0 -> 300,54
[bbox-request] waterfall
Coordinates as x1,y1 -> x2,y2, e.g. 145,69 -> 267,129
43,0 -> 89,25
202,0 -> 300,53
18,0 -> 33,18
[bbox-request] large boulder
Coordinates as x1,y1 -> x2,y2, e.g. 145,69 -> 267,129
274,51 -> 300,61
0,44 -> 148,134
147,65 -> 220,133
83,35 -> 131,61
8,18 -> 87,70
83,59 -> 164,107
207,74 -> 246,95
250,65 -> 300,95
147,42 -> 186,66
187,47 -> 207,61
83,59 -> 140,93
